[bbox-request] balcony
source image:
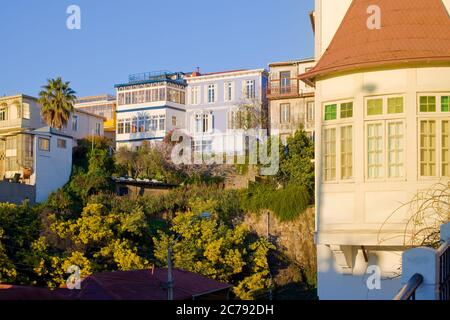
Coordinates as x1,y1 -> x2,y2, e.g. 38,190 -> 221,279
0,118 -> 31,132
267,79 -> 315,100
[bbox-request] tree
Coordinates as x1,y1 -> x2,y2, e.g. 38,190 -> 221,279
38,77 -> 77,130
277,130 -> 315,196
152,199 -> 273,299
379,181 -> 450,247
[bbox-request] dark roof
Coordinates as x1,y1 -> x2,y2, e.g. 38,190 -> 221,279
0,269 -> 231,301
0,285 -> 70,300
301,0 -> 450,84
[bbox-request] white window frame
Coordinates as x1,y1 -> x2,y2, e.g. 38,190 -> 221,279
280,103 -> 290,124
72,115 -> 78,132
364,94 -> 406,120
207,84 -> 216,104
245,80 -> 256,99
364,119 -> 406,182
224,82 -> 234,102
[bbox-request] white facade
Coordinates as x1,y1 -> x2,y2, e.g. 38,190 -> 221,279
0,94 -> 101,203
30,128 -> 73,203
114,72 -> 186,149
185,69 -> 268,155
309,0 -> 450,300
63,109 -> 105,142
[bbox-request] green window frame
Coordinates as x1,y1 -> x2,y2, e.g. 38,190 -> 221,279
367,99 -> 383,116
340,102 -> 353,119
420,96 -> 436,113
387,97 -> 404,114
324,104 -> 337,121
442,96 -> 450,112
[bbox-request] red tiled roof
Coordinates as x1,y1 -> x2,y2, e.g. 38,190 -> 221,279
301,0 -> 450,83
0,269 -> 231,301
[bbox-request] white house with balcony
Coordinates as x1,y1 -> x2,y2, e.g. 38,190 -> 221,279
185,69 -> 268,155
114,71 -> 187,150
0,94 -> 104,204
300,0 -> 450,299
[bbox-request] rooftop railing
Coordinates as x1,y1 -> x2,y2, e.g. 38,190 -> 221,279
128,70 -> 184,84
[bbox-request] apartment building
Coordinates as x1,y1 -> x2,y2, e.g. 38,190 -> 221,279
75,94 -> 116,141
0,94 -> 104,203
185,69 -> 268,155
300,0 -> 450,299
267,59 -> 315,143
114,71 -> 187,149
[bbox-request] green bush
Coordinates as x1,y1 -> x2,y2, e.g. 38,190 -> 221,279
241,182 -> 310,222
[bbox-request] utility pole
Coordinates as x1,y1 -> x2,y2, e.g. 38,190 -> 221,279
167,243 -> 174,300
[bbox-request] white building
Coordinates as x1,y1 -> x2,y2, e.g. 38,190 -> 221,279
30,127 -> 73,203
185,69 -> 268,155
114,71 -> 187,149
0,94 -> 104,203
300,0 -> 450,299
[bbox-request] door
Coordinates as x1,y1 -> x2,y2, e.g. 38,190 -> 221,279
279,71 -> 291,94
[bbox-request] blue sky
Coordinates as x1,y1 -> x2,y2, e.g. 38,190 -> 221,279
0,0 -> 314,97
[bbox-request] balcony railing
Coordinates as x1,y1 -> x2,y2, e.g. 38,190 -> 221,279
0,118 -> 30,130
267,83 -> 299,99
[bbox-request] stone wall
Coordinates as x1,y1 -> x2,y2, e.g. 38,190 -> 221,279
242,207 -> 316,285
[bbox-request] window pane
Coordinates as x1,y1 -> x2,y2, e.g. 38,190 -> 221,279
340,102 -> 353,119
38,138 -> 50,151
323,128 -> 336,181
387,97 -> 404,114
443,121 -> 449,177
442,96 -> 450,112
324,104 -> 337,121
420,120 -> 436,176
367,123 -> 383,178
367,99 -> 383,116
420,96 -> 436,112
388,122 -> 404,178
340,126 -> 353,179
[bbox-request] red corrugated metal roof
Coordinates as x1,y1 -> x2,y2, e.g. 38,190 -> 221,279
0,269 -> 231,300
301,0 -> 450,83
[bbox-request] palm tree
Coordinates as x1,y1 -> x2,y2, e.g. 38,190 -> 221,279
38,77 -> 77,130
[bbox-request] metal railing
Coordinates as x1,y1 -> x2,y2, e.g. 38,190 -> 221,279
267,83 -> 300,98
393,273 -> 424,300
438,240 -> 450,300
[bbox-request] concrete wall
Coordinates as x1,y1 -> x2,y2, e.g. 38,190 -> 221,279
0,181 -> 35,205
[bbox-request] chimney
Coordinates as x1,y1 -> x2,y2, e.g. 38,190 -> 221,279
191,67 -> 201,77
